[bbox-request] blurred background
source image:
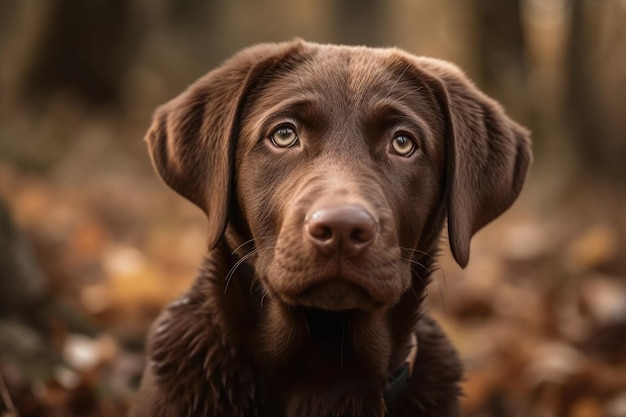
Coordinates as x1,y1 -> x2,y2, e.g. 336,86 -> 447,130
1,1 -> 625,416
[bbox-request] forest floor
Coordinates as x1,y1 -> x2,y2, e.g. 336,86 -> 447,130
1,147 -> 626,417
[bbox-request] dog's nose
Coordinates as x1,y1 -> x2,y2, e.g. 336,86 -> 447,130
305,205 -> 376,257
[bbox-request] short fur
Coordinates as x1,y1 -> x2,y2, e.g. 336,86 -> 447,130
131,39 -> 531,417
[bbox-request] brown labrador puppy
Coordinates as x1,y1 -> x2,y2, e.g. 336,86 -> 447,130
131,39 -> 531,417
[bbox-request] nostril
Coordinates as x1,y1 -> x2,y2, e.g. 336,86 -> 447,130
307,222 -> 333,241
351,227 -> 373,244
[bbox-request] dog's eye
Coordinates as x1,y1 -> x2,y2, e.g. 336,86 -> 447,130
390,134 -> 416,157
270,126 -> 299,148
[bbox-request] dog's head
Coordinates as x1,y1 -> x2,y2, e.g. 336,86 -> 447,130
146,40 -> 530,312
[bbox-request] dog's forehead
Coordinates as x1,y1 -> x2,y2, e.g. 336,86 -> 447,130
292,46 -> 404,99
245,45 -> 424,122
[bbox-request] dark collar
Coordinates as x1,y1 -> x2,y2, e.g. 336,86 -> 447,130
383,361 -> 411,412
339,333 -> 418,417
383,333 -> 418,415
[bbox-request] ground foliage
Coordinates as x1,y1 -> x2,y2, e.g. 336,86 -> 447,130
0,162 -> 625,417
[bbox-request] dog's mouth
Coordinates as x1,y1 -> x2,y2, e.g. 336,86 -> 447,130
293,279 -> 376,311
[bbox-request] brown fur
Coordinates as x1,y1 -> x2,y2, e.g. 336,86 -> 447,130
130,39 -> 531,417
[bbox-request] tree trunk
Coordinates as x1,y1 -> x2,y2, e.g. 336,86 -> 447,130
21,0 -> 139,108
473,0 -> 528,122
332,0 -> 390,47
566,0 -> 626,182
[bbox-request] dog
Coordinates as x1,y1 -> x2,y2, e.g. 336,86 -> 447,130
130,39 -> 531,417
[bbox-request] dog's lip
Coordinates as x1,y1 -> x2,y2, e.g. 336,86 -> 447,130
288,279 -> 376,311
267,256 -> 406,308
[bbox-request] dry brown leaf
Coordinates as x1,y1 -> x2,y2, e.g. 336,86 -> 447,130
501,220 -> 552,261
564,224 -> 619,274
606,393 -> 626,417
570,396 -> 603,417
525,342 -> 586,387
579,275 -> 626,325
67,219 -> 108,262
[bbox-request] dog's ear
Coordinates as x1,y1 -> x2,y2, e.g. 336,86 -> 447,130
413,58 -> 531,268
145,40 -> 305,249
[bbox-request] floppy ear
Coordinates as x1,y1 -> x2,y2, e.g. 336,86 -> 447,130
414,58 -> 531,268
145,40 -> 305,249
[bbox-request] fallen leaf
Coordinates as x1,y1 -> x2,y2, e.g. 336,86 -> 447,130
564,224 -> 619,274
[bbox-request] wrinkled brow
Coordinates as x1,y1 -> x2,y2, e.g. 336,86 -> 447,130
246,95 -> 327,135
368,100 -> 430,128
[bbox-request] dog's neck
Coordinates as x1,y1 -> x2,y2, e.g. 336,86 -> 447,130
245,300 -> 421,417
150,242 -> 433,417
214,234 -> 434,417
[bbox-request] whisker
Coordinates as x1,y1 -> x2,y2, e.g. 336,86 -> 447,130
406,262 -> 434,307
399,246 -> 448,287
401,257 -> 431,274
408,283 -> 424,306
395,85 -> 424,102
302,310 -> 311,341
405,261 -> 427,287
438,282 -> 446,315
399,246 -> 436,259
406,260 -> 447,315
383,63 -> 411,102
230,236 -> 271,255
224,250 -> 258,294
400,248 -> 448,315
421,266 -> 447,316
224,246 -> 274,295
340,316 -> 346,367
231,238 -> 256,255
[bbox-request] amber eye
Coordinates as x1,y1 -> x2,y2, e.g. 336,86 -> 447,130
270,126 -> 299,148
390,134 -> 416,156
